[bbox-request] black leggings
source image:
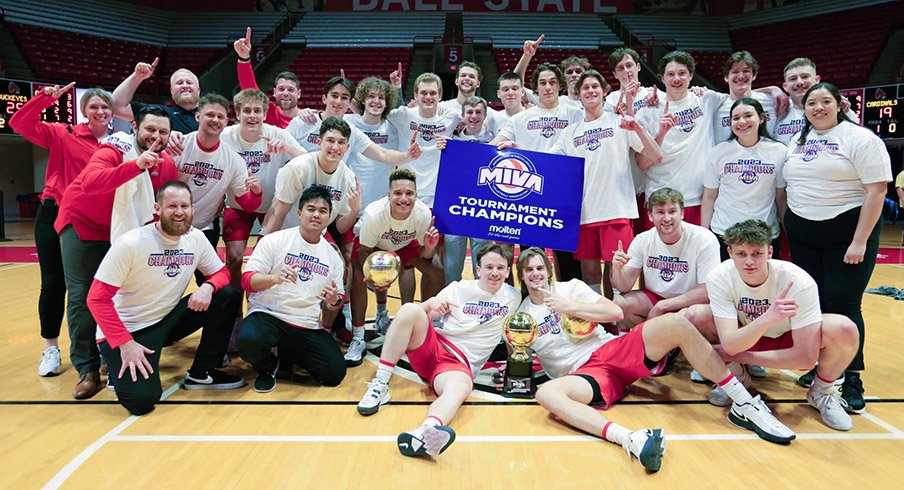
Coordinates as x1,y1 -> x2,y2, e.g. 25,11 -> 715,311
784,207 -> 881,371
35,200 -> 66,339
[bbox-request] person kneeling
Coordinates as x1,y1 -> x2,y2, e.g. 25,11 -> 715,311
514,247 -> 795,472
88,181 -> 245,416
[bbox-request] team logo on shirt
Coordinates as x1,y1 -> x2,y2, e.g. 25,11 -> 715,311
180,161 -> 224,187
306,133 -> 321,146
793,139 -> 840,162
737,297 -> 770,322
776,118 -> 805,137
107,135 -> 135,154
284,252 -> 330,281
527,117 -> 570,138
147,250 -> 195,278
537,311 -> 563,336
380,229 -> 416,245
243,150 -> 271,175
572,127 -> 614,152
362,130 -> 389,145
646,255 -> 689,282
477,153 -> 544,201
410,122 -> 446,142
673,106 -> 704,133
461,301 -> 510,324
723,159 -> 774,185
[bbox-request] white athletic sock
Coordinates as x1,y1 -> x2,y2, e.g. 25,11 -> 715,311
718,374 -> 754,405
376,361 -> 394,384
422,415 -> 443,427
376,302 -> 387,314
811,376 -> 836,394
352,325 -> 365,340
601,421 -> 631,446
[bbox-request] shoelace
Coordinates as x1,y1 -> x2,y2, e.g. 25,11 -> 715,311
364,380 -> 386,399
842,375 -> 864,397
814,391 -> 849,412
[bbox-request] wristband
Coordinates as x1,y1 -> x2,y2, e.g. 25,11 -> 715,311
238,55 -> 251,62
332,296 -> 343,308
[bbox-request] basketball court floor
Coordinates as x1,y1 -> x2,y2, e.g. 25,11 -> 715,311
1,221 -> 902,488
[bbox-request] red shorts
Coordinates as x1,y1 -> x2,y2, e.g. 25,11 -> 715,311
406,322 -> 472,386
351,238 -> 422,269
342,228 -> 356,245
642,204 -> 701,230
223,208 -> 266,242
747,330 -> 794,352
569,323 -> 663,408
574,219 -> 634,261
639,289 -> 663,307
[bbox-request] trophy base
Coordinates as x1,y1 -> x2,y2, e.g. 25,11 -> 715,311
503,359 -> 535,399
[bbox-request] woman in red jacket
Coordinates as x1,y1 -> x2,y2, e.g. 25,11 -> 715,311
10,83 -> 112,379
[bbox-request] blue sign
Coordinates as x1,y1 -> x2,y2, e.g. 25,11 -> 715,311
434,140 -> 584,251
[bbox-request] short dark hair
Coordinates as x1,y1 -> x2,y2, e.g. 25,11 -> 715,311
728,97 -> 772,142
723,219 -> 772,248
389,167 -> 416,186
135,106 -> 172,128
459,61 -> 483,82
575,70 -> 609,94
274,71 -> 300,89
497,71 -> 523,86
155,180 -> 191,202
531,62 -> 565,91
319,116 -> 351,139
476,243 -> 513,268
299,184 -> 333,212
722,51 -> 759,77
323,76 -> 355,97
198,93 -> 230,112
608,47 -> 640,70
659,51 -> 696,76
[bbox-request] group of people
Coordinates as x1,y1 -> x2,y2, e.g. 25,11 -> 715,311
10,26 -> 893,471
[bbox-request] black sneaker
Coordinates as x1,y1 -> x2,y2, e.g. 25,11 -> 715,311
184,369 -> 246,390
797,367 -> 817,388
841,371 -> 866,414
254,362 -> 278,393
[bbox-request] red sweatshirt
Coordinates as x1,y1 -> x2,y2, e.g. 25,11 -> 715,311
54,145 -> 179,240
237,61 -> 294,129
9,93 -> 106,202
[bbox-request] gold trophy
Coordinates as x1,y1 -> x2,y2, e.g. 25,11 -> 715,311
363,250 -> 401,288
503,311 -> 539,398
561,311 -> 597,341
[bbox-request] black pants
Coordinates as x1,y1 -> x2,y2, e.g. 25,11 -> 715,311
784,207 -> 880,371
98,286 -> 242,416
194,218 -> 221,285
237,312 -> 346,386
714,232 -> 781,262
35,200 -> 66,339
553,249 -> 583,282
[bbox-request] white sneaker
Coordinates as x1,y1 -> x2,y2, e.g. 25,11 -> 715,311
357,378 -> 390,415
38,346 -> 61,377
747,364 -> 767,378
808,388 -> 853,431
689,369 -> 708,384
344,338 -> 367,367
374,310 -> 391,334
728,395 -> 796,444
397,425 -> 456,457
707,385 -> 731,407
622,429 -> 665,472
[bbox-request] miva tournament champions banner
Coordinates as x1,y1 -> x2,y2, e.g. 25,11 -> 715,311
433,140 -> 584,252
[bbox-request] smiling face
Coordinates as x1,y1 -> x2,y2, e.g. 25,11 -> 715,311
783,65 -> 820,107
297,197 -> 331,235
156,186 -> 193,237
195,103 -> 228,139
317,129 -> 349,166
133,114 -> 171,153
322,84 -> 352,118
725,61 -> 756,97
535,70 -> 561,108
728,241 -> 772,286
363,89 -> 387,119
648,200 -> 684,242
83,95 -> 112,129
497,79 -> 524,110
579,75 -> 606,111
730,103 -> 763,143
463,103 -> 486,132
388,178 -> 417,219
804,87 -> 840,131
519,254 -> 550,294
170,70 -> 200,108
273,77 -> 300,111
662,61 -> 692,99
476,251 -> 510,293
416,81 -> 441,112
455,67 -> 480,97
614,54 -> 640,87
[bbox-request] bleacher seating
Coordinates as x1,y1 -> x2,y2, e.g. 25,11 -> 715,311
284,48 -> 413,109
616,15 -> 732,51
731,3 -> 904,87
283,12 -> 444,47
494,48 -> 618,91
688,50 -> 731,91
462,13 -> 621,49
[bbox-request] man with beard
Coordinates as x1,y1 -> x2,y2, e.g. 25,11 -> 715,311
439,61 -> 486,115
233,27 -> 300,129
87,180 -> 245,416
112,58 -> 202,154
55,106 -> 180,399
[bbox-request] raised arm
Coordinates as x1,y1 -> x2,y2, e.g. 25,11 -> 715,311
112,58 -> 159,121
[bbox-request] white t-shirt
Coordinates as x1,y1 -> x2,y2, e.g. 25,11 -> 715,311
286,113 -> 374,154
774,105 -> 860,145
552,112 -> 644,223
177,132 -> 249,230
498,103 -> 583,153
386,106 -> 462,207
94,224 -> 224,339
604,86 -> 654,115
636,91 -> 724,206
344,114 -> 397,215
273,152 -> 358,230
704,138 -> 787,237
432,280 -> 522,376
220,124 -> 303,214
487,109 -> 515,135
524,89 -> 583,113
245,227 -> 345,329
784,121 -> 892,220
358,197 -> 432,251
626,222 -> 720,298
456,126 -> 496,144
516,280 -> 615,379
712,91 -> 777,144
707,259 -> 822,339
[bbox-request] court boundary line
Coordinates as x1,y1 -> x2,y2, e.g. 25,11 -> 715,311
42,381 -> 182,490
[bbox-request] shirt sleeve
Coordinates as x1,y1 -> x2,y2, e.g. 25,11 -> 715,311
790,282 -> 822,330
849,128 -> 893,184
244,232 -> 276,274
237,61 -> 260,90
195,231 -> 226,277
274,159 -> 310,204
571,279 -> 603,305
695,230 -> 722,285
706,267 -> 738,320
626,232 -> 646,269
8,93 -> 60,147
704,147 -> 722,189
358,213 -> 381,249
94,235 -> 136,287
497,116 -> 516,142
87,279 -> 132,348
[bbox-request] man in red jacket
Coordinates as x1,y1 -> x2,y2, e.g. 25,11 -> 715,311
88,180 -> 244,415
55,106 -> 179,400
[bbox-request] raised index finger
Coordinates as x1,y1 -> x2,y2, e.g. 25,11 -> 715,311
151,57 -> 159,68
246,26 -> 252,42
410,128 -> 418,145
778,281 -> 794,299
61,81 -> 77,92
534,34 -> 545,45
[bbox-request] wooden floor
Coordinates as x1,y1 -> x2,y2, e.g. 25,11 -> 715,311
2,221 -> 903,489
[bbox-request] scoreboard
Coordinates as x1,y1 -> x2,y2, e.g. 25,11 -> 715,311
0,77 -> 76,135
861,84 -> 901,140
